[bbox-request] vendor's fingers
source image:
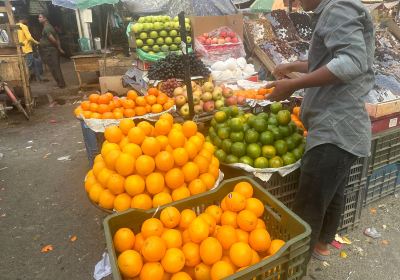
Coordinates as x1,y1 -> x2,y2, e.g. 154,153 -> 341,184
265,82 -> 276,89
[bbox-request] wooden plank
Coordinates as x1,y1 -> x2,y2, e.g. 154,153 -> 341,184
98,57 -> 133,76
71,56 -> 100,72
383,19 -> 400,41
365,99 -> 400,118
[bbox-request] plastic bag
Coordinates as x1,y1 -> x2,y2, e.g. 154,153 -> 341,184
195,26 -> 246,66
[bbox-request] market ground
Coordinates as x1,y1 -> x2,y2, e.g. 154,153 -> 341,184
0,61 -> 399,280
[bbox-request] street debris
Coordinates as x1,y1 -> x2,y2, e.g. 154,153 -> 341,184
382,225 -> 387,230
370,208 -> 377,214
43,153 -> 51,159
94,252 -> 112,280
335,234 -> 352,244
340,251 -> 348,258
330,240 -> 342,249
27,140 -> 33,143
41,244 -> 53,253
322,261 -> 330,267
25,146 -> 32,149
345,271 -> 353,280
70,235 -> 77,242
57,155 -> 71,161
381,240 -> 390,245
0,167 -> 8,171
364,227 -> 382,239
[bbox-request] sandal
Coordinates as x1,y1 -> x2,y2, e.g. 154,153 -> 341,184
312,248 -> 330,261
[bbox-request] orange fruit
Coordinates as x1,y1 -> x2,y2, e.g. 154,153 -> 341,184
182,162 -> 200,183
153,192 -> 173,207
136,96 -> 147,106
99,189 -> 115,209
155,151 -> 175,172
107,173 -> 125,195
140,262 -> 165,280
159,113 -> 174,125
256,219 -> 266,229
115,153 -> 136,176
161,229 -> 183,249
155,119 -> 172,136
189,217 -> 209,243
172,148 -> 189,166
220,211 -> 237,228
146,104 -> 152,113
131,193 -> 153,210
113,227 -> 135,253
161,248 -> 185,274
194,263 -> 211,280
160,206 -> 181,228
123,143 -> 143,158
182,121 -> 198,138
210,156 -> 219,168
146,172 -> 165,195
199,237 -> 222,266
184,141 -> 198,160
128,127 -> 146,145
123,108 -> 136,118
267,239 -> 285,256
237,210 -> 258,232
135,106 -> 147,116
145,94 -> 157,105
117,250 -> 143,278
205,205 -> 222,224
210,261 -> 234,280
104,149 -> 121,170
208,165 -> 219,179
193,156 -> 209,174
134,232 -> 145,252
127,90 -> 138,100
89,183 -> 104,203
189,135 -> 204,149
125,175 -> 145,196
114,193 -> 132,212
90,112 -> 102,119
199,213 -> 216,235
119,136 -> 130,149
198,149 -> 212,161
137,121 -> 154,136
152,104 -> 163,113
89,102 -> 99,112
89,93 -> 100,103
225,192 -> 246,212
102,112 -> 114,119
142,137 -> 161,157
141,218 -> 164,238
93,161 -> 107,177
142,236 -> 167,262
156,135 -> 169,150
203,142 -> 215,154
163,100 -> 174,111
84,174 -> 97,193
245,198 -> 264,218
199,173 -> 216,190
249,228 -> 271,252
172,186 -> 191,201
97,168 -> 114,186
171,272 -> 191,280
148,87 -> 159,96
233,182 -> 253,199
113,111 -> 124,119
216,225 -> 237,250
188,179 -> 206,195
182,242 -> 201,267
236,229 -> 249,243
122,99 -> 135,109
119,119 -> 135,135
105,126 -> 123,143
165,168 -> 185,190
82,111 -> 92,119
157,93 -> 169,105
168,130 -> 186,149
94,154 -> 104,164
229,242 -> 252,268
179,209 -> 197,229
81,100 -> 91,110
97,104 -> 110,114
98,94 -> 111,104
251,250 -> 260,265
136,155 -> 155,176
182,229 -> 191,244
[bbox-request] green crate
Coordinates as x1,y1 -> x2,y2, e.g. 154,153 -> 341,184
104,176 -> 311,280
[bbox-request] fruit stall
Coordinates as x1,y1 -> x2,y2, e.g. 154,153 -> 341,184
73,6 -> 400,280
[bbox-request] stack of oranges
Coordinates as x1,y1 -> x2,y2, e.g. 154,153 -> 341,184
234,88 -> 273,100
84,113 -> 220,212
291,106 -> 307,136
112,181 -> 286,280
74,88 -> 175,119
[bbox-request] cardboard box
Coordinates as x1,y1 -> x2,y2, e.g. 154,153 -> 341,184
99,76 -> 130,96
371,113 -> 400,134
365,99 -> 400,118
190,14 -> 244,40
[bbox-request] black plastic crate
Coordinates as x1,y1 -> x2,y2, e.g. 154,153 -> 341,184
368,128 -> 400,174
347,157 -> 369,185
364,163 -> 400,206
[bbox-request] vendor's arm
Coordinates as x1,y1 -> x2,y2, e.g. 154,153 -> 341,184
21,24 -> 39,45
266,1 -> 369,101
273,61 -> 309,79
48,33 -> 65,54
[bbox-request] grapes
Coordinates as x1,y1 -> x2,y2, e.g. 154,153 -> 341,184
148,53 -> 210,80
160,78 -> 183,96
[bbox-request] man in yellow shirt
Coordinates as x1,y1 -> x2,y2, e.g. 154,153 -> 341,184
17,16 -> 45,82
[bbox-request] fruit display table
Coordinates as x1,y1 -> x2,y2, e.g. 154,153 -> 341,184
71,53 -> 102,90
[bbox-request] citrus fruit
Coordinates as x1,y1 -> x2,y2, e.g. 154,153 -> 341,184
214,111 -> 227,123
267,239 -> 286,255
210,261 -> 234,280
136,155 -> 155,176
141,218 -> 164,238
146,172 -> 165,195
269,156 -> 284,168
161,248 -> 185,274
254,157 -> 269,168
128,127 -> 146,145
251,118 -> 268,133
205,205 -> 222,224
244,129 -> 259,144
246,143 -> 261,159
233,182 -> 253,199
189,217 -> 209,243
165,168 -> 185,189
249,228 -> 271,252
122,143 -> 142,158
124,175 -> 145,196
131,193 -> 153,210
282,152 -> 297,165
107,173 -> 125,195
214,149 -> 227,163
160,206 -> 181,228
161,229 -> 183,249
270,102 -> 282,114
220,211 -> 237,228
140,262 -> 165,280
239,156 -> 253,166
172,186 -> 191,201
237,210 -> 258,232
182,242 -> 201,267
199,173 -> 216,190
172,148 -> 189,166
261,145 -> 276,159
277,110 -> 291,125
199,237 -> 222,265
230,131 -> 244,142
115,153 -> 136,176
152,192 -> 173,207
245,198 -> 264,218
119,119 -> 135,135
221,139 -> 232,154
114,193 -> 132,212
231,142 -> 246,158
259,131 -> 274,145
142,236 -> 167,262
113,228 -> 135,253
216,225 -> 237,250
194,263 -> 211,280
117,250 -> 143,278
104,126 -> 123,143
229,242 -> 252,267
225,192 -> 246,212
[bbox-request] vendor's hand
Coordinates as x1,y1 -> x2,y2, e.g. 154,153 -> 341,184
272,63 -> 294,79
58,47 -> 65,55
265,79 -> 298,102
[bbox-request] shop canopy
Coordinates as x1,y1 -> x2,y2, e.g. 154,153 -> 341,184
52,0 -> 118,9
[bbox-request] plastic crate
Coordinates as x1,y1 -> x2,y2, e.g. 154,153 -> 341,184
79,119 -> 104,167
364,163 -> 400,206
337,179 -> 366,234
368,128 -> 400,174
104,177 -> 311,280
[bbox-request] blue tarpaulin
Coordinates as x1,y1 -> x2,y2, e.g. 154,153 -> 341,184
52,0 -> 118,9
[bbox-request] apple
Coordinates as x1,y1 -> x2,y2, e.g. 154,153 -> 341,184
156,37 -> 164,45
185,23 -> 191,31
173,87 -> 184,97
193,95 -> 200,105
174,37 -> 181,44
201,92 -> 213,102
185,18 -> 190,24
211,38 -> 218,44
146,38 -> 155,46
131,23 -> 143,33
220,31 -> 227,38
138,17 -> 145,23
193,89 -> 202,97
222,87 -> 233,98
139,32 -> 148,40
159,30 -> 168,37
202,33 -> 209,38
170,44 -> 178,51
205,38 -> 212,45
215,99 -> 224,109
175,95 -> 187,106
202,82 -> 214,93
226,96 -> 238,106
164,22 -> 172,30
148,23 -> 154,30
135,39 -> 144,47
225,37 -> 232,43
153,22 -> 163,30
164,16 -> 171,22
161,45 -> 169,52
169,30 -> 178,37
231,37 -> 239,43
173,16 -> 179,21
212,90 -> 223,101
142,46 -> 150,52
218,38 -> 225,45
187,36 -> 192,43
203,101 -> 215,112
180,103 -> 190,117
150,31 -> 158,39
173,22 -> 180,29
194,104 -> 203,114
237,95 -> 246,105
228,31 -> 236,38
152,45 -> 160,52
197,36 -> 206,44
165,37 -> 173,45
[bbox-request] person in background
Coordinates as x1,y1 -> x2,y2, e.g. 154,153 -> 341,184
17,15 -> 45,82
38,13 -> 66,89
265,0 -> 374,261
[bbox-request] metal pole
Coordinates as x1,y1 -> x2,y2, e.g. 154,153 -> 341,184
288,0 -> 293,13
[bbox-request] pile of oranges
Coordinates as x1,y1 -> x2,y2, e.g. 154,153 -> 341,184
74,88 -> 175,119
234,88 -> 273,100
84,113 -> 220,212
113,181 -> 286,280
291,106 -> 307,136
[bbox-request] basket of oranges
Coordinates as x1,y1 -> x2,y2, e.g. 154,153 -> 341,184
84,113 -> 224,213
104,177 -> 311,280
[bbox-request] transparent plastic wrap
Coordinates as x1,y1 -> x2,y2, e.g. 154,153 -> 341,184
195,26 -> 246,66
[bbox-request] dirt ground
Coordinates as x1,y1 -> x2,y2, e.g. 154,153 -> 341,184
0,61 -> 399,280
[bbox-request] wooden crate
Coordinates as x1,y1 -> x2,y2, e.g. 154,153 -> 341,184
0,54 -> 29,82
365,99 -> 400,118
98,57 -> 133,76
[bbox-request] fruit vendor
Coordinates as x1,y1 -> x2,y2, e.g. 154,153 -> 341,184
266,0 -> 374,261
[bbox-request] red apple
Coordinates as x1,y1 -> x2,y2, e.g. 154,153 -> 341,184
231,37 -> 239,43
218,38 -> 225,44
237,96 -> 246,105
203,101 -> 215,112
202,33 -> 209,38
225,96 -> 238,106
225,37 -> 232,43
228,31 -> 236,38
198,36 -> 206,44
205,38 -> 212,45
211,38 -> 218,44
220,31 -> 227,38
